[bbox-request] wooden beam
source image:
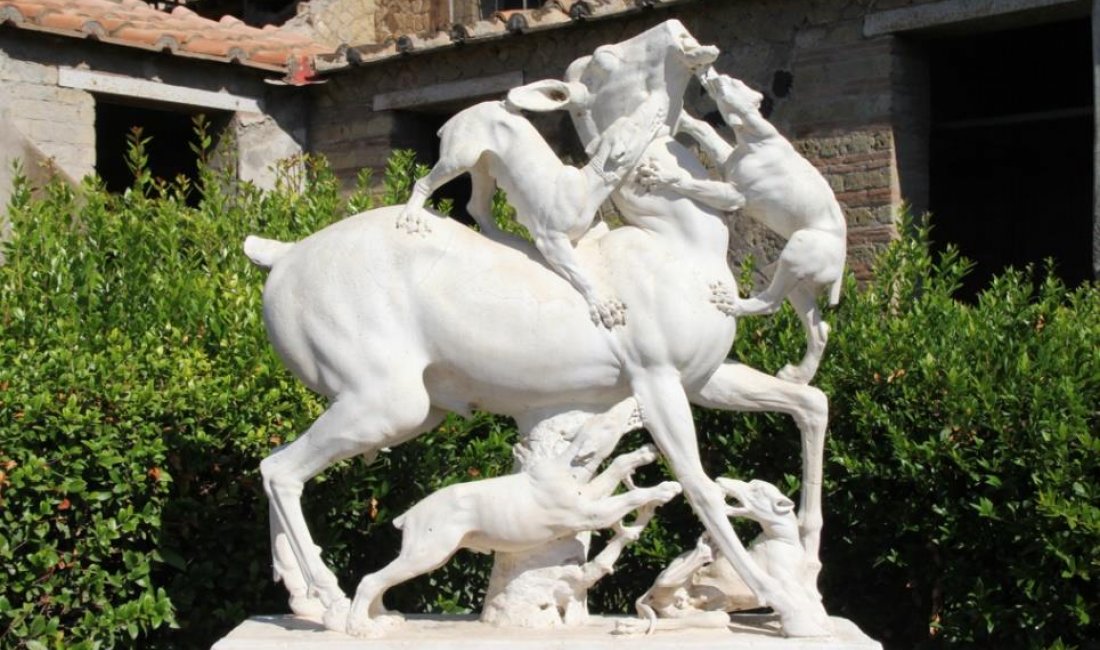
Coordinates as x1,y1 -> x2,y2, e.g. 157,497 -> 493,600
372,71 -> 524,111
58,68 -> 262,113
865,0 -> 1086,36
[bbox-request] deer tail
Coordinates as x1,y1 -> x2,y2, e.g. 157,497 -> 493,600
243,235 -> 293,269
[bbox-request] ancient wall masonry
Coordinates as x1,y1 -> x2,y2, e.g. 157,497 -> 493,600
0,28 -> 309,256
796,130 -> 899,280
0,47 -> 95,186
288,0 -> 480,48
310,0 -> 914,269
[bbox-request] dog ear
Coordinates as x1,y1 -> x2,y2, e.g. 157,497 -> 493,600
772,495 -> 796,516
714,476 -> 738,495
506,80 -> 589,112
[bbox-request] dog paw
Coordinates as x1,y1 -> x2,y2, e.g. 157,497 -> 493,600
589,297 -> 627,329
635,161 -> 679,191
321,597 -> 351,633
736,295 -> 779,317
395,206 -> 431,237
709,282 -> 740,317
635,443 -> 659,465
654,481 -> 683,503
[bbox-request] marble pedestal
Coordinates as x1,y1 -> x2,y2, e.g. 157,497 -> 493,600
212,614 -> 882,650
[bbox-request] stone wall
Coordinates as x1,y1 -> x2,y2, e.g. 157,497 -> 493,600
287,0 -> 480,47
0,29 -> 309,262
0,46 -> 94,196
0,38 -> 93,263
309,0 -> 941,271
287,0 -> 382,47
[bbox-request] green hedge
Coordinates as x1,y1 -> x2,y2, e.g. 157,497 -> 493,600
0,142 -> 1096,649
708,234 -> 1100,648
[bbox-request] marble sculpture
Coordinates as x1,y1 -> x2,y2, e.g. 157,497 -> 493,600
621,478 -> 825,635
244,18 -> 844,640
637,69 -> 847,384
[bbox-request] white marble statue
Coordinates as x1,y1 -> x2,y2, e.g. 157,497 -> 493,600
480,502 -> 660,628
481,397 -> 647,628
334,440 -> 678,637
620,478 -> 826,635
397,80 -> 666,328
245,19 -> 833,639
637,70 -> 847,384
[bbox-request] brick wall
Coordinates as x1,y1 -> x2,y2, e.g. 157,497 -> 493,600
290,0 -> 477,47
796,130 -> 898,280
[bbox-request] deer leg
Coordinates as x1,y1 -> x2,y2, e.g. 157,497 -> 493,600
261,383 -> 445,629
692,361 -> 828,602
635,369 -> 829,637
271,526 -> 325,618
260,404 -> 368,614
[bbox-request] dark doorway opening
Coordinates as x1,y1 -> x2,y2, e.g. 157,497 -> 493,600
928,18 -> 1093,298
95,98 -> 228,207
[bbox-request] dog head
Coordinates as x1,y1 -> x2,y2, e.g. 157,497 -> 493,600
716,478 -> 796,527
700,71 -> 764,127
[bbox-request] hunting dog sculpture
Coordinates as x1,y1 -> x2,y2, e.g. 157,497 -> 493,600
621,478 -> 825,634
397,81 -> 666,328
638,71 -> 847,384
340,444 -> 678,636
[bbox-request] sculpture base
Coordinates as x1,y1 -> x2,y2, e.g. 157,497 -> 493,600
212,614 -> 881,649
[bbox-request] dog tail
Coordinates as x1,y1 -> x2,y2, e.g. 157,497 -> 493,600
243,235 -> 293,270
636,600 -> 658,635
392,511 -> 407,531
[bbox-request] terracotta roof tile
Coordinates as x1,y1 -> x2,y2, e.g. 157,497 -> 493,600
247,48 -> 291,66
5,2 -> 45,19
38,10 -> 90,33
111,25 -> 172,47
0,0 -> 332,83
